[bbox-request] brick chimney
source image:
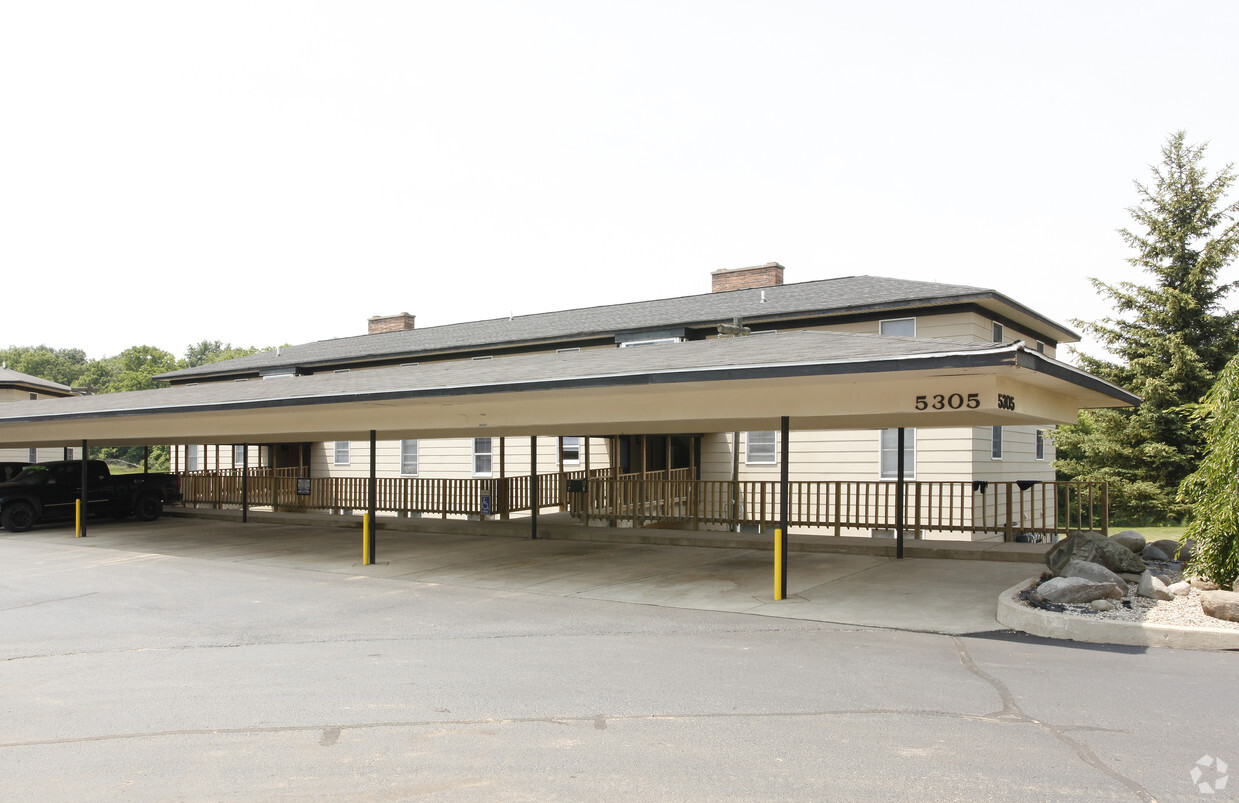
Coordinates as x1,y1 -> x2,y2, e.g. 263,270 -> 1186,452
711,262 -> 785,293
368,312 -> 416,334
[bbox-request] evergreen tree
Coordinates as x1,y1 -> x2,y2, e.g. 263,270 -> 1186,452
1055,131 -> 1239,523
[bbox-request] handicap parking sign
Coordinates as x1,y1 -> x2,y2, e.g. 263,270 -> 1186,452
480,493 -> 492,515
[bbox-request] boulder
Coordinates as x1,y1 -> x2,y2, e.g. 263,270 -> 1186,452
1046,532 -> 1147,576
1200,591 -> 1239,624
1137,572 -> 1175,601
1111,530 -> 1146,554
1189,577 -> 1219,591
1166,581 -> 1191,597
1035,576 -> 1123,605
1059,559 -> 1128,594
1141,544 -> 1170,561
1089,599 -> 1116,612
1150,538 -> 1192,562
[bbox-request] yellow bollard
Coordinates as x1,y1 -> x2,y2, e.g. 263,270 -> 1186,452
76,499 -> 83,538
774,528 -> 784,600
362,513 -> 371,565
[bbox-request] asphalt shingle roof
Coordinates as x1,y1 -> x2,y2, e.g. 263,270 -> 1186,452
0,366 -> 73,395
159,275 -> 1072,381
7,331 -> 1014,419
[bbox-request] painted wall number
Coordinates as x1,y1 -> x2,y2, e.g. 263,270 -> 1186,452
997,393 -> 1016,411
915,393 -> 980,411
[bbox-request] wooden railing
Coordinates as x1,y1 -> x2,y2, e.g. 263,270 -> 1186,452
569,478 -> 1107,540
177,468 -> 1106,540
177,467 -> 615,518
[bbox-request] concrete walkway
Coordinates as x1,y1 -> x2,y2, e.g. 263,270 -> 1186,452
5,511 -> 1043,636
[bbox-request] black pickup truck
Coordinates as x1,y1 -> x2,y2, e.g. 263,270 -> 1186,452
0,460 -> 182,533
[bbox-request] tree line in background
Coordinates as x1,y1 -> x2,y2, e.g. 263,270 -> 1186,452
0,341 -> 265,471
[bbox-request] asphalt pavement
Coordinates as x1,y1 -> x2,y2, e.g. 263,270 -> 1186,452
1,518 -> 1235,800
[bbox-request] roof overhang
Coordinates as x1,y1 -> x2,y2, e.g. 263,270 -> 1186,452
0,333 -> 1137,447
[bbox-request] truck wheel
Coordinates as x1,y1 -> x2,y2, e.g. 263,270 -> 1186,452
133,494 -> 163,522
1,502 -> 37,533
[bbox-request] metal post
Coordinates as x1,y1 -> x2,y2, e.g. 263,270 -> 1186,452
896,427 -> 905,559
79,439 -> 88,538
530,435 -> 538,540
368,430 -> 377,564
241,444 -> 249,523
778,416 -> 789,600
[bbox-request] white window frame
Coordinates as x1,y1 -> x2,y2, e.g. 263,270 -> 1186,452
400,440 -> 419,476
233,444 -> 246,467
879,317 -> 916,337
1035,429 -> 1045,461
334,441 -> 351,465
619,337 -> 682,348
561,436 -> 582,466
473,437 -> 493,477
879,428 -> 916,480
991,426 -> 1004,460
745,431 -> 778,465
187,444 -> 199,472
28,447 -> 37,463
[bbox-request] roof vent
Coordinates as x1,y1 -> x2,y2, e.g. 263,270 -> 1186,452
368,312 -> 416,335
711,262 -> 785,293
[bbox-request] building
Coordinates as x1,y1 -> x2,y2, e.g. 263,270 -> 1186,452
0,365 -> 79,464
153,265 -> 1079,538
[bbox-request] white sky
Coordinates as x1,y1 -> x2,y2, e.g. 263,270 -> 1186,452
3,1 -> 1238,362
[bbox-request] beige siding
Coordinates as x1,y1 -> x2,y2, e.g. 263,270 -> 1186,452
0,446 -> 80,463
311,436 -> 608,479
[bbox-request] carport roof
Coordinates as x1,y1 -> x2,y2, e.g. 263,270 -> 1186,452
0,331 -> 1137,447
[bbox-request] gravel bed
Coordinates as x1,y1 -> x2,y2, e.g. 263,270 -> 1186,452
1014,562 -> 1239,632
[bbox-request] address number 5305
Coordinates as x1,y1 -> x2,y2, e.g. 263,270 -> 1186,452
915,393 -> 980,411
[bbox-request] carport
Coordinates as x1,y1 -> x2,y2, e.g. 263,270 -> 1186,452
0,331 -> 1137,597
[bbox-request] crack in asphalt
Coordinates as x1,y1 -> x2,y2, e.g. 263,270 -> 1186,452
952,636 -> 1155,802
0,592 -> 99,612
0,707 -> 1060,750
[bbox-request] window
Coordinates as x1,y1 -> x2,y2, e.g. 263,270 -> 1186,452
334,441 -> 350,465
619,338 -> 682,348
472,355 -> 493,361
187,444 -> 199,472
991,426 -> 1004,459
29,392 -> 38,400
28,448 -> 37,463
1035,429 -> 1045,461
333,369 -> 350,374
556,348 -> 581,354
992,322 -> 1004,343
400,440 -> 418,476
745,431 -> 777,465
561,436 -> 581,466
880,428 -> 916,479
879,318 -> 916,337
473,438 -> 493,476
233,444 -> 246,467
1035,340 -> 1045,354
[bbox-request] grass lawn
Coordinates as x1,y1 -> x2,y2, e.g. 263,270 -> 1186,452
1112,524 -> 1187,541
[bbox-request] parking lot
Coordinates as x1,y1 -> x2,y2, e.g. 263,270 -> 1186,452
2,517 -> 1235,800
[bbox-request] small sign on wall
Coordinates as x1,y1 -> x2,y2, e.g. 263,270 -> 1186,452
296,478 -> 311,496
